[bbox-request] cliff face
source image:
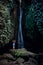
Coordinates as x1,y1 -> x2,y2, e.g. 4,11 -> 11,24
22,0 -> 43,52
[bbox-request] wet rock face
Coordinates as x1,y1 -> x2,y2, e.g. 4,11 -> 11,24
0,52 -> 38,65
0,2 -> 14,46
22,0 -> 43,52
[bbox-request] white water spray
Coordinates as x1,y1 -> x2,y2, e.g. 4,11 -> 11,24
18,0 -> 24,48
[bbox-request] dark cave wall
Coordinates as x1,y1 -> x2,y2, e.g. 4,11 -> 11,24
22,0 -> 43,53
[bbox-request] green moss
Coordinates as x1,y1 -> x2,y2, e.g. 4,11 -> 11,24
11,49 -> 29,57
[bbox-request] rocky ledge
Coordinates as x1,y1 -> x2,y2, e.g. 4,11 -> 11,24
0,48 -> 40,65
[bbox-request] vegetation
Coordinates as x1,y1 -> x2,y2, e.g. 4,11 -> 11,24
10,49 -> 29,57
24,0 -> 43,39
0,0 -> 16,46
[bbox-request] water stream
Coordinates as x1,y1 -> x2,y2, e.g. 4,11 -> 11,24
17,6 -> 24,48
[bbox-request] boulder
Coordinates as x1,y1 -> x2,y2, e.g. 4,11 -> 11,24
0,59 -> 8,65
2,53 -> 15,61
16,57 -> 24,63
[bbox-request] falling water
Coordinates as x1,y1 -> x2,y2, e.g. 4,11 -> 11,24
17,5 -> 24,48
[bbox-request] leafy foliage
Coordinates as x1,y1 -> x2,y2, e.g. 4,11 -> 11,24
11,49 -> 29,57
0,1 -> 15,46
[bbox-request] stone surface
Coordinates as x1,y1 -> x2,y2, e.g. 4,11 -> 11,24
2,53 -> 15,60
10,48 -> 37,57
24,58 -> 38,65
16,57 -> 24,63
0,49 -> 39,65
0,59 -> 8,65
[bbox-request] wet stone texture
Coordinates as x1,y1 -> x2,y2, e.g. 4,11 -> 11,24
0,49 -> 39,65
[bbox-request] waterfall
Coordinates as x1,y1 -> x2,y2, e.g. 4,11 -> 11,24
17,6 -> 24,48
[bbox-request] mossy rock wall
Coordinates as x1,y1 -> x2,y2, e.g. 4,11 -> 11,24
0,0 -> 17,46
